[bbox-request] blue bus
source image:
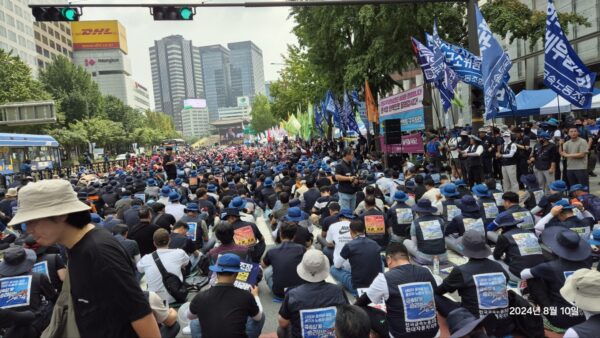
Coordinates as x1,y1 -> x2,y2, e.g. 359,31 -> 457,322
0,133 -> 61,175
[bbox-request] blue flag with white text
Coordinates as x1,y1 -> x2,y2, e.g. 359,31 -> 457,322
544,0 -> 596,108
475,4 -> 513,119
411,37 -> 438,83
430,22 -> 458,112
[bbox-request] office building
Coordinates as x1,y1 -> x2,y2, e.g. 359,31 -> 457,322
150,35 -> 204,131
0,1 -> 38,74
72,20 -> 150,110
265,81 -> 273,101
218,103 -> 251,121
228,41 -> 265,103
199,45 -> 233,121
33,22 -> 73,70
181,99 -> 211,137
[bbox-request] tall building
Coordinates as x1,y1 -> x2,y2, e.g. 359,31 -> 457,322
199,45 -> 233,121
33,22 -> 73,70
0,1 -> 38,75
150,35 -> 204,131
72,20 -> 150,111
181,99 -> 211,138
228,41 -> 265,103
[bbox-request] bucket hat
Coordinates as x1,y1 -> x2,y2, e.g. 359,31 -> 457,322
393,191 -> 408,202
457,195 -> 480,213
541,227 -> 591,261
228,196 -> 247,210
263,178 -> 273,187
5,188 -> 17,198
552,199 -> 575,210
222,208 -> 240,218
208,253 -> 244,273
560,268 -> 600,312
520,174 -> 539,190
569,184 -> 588,194
447,308 -> 491,338
207,184 -> 217,193
146,179 -> 157,187
494,213 -> 524,228
0,247 -> 36,276
285,207 -> 307,222
589,228 -> 600,246
184,203 -> 199,213
549,180 -> 567,192
412,199 -> 438,214
8,180 -> 91,226
471,184 -> 491,198
461,230 -> 492,259
296,250 -> 330,283
440,183 -> 460,197
160,186 -> 171,197
454,179 -> 466,187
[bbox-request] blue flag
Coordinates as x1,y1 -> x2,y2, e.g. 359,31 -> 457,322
325,92 -> 343,131
314,104 -> 324,136
475,3 -> 513,119
411,37 -> 438,83
430,22 -> 458,113
324,90 -> 336,120
544,0 -> 596,108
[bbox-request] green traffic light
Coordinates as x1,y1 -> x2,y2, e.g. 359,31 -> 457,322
61,7 -> 77,21
180,7 -> 193,20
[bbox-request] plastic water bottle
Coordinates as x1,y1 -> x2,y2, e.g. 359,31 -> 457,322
433,255 -> 440,276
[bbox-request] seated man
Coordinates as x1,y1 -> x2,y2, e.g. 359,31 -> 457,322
386,190 -> 415,243
147,291 -> 180,338
137,229 -> 190,304
436,230 -> 514,337
487,192 -> 536,243
521,227 -> 591,331
261,222 -> 306,299
326,208 -> 355,272
444,195 -> 486,256
330,220 -> 382,296
403,199 -> 448,265
492,213 -> 544,280
207,222 -> 249,263
534,200 -> 593,239
357,195 -> 390,249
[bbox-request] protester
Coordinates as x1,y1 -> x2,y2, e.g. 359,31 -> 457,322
404,199 -> 448,265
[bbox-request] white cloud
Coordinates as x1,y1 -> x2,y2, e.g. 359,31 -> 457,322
54,0 -> 297,107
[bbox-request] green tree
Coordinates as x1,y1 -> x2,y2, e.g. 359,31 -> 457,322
39,56 -> 104,124
103,95 -> 145,132
0,50 -> 50,104
250,94 -> 276,133
144,110 -> 179,138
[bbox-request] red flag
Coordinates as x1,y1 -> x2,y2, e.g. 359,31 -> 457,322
365,80 -> 379,123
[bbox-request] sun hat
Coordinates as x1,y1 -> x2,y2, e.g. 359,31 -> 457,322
461,230 -> 492,259
560,268 -> 600,312
8,180 -> 91,226
520,174 -> 539,190
454,179 -> 466,187
393,191 -> 408,202
537,131 -> 551,140
447,308 -> 491,338
207,184 -> 217,192
5,188 -> 17,198
222,208 -> 240,218
552,199 -> 575,210
285,207 -> 307,222
547,118 -> 559,126
338,208 -> 355,219
412,199 -> 438,214
457,195 -> 480,213
549,180 -> 567,192
263,177 -> 274,187
296,250 -> 330,283
494,213 -> 524,228
228,196 -> 247,210
440,183 -> 460,197
208,253 -> 244,273
569,184 -> 588,194
168,191 -> 181,202
175,178 -> 183,186
589,228 -> 600,246
0,247 -> 37,276
160,186 -> 171,197
184,203 -> 199,213
541,227 -> 591,261
471,184 -> 491,198
146,179 -> 157,187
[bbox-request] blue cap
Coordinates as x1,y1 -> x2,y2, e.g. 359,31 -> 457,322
160,186 -> 171,197
547,118 -> 559,126
175,178 -> 183,186
264,177 -> 273,187
146,179 -> 157,187
440,183 -> 459,197
549,180 -> 567,192
471,184 -> 491,197
207,184 -> 217,192
229,196 -> 247,210
537,131 -> 551,140
185,203 -> 199,212
285,207 -> 307,221
393,191 -> 408,202
569,184 -> 588,193
168,191 -> 181,202
552,199 -> 575,210
209,253 -> 244,273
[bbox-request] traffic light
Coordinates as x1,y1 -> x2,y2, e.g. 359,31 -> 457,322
32,7 -> 81,22
152,6 -> 195,21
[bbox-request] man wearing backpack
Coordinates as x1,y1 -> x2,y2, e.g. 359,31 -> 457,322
137,229 -> 190,304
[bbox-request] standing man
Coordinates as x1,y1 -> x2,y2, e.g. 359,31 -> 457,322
11,180 -> 159,337
498,131 -> 519,193
529,131 -> 557,194
163,147 -> 178,181
561,127 -> 589,187
335,148 -> 359,211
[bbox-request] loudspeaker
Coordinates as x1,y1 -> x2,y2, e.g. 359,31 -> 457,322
384,119 -> 402,144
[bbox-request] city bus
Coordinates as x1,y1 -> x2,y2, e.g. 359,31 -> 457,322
0,133 -> 61,175
160,138 -> 186,151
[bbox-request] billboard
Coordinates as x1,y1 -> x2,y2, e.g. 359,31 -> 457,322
379,86 -> 424,117
217,122 -> 244,145
71,20 -> 128,54
183,99 -> 207,109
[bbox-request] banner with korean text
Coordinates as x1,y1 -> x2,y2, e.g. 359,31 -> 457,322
379,135 -> 424,154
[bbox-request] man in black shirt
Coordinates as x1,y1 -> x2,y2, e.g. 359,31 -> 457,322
188,253 -> 264,338
150,202 -> 177,232
163,147 -> 177,180
10,179 -> 158,337
302,177 -> 321,214
335,148 -> 359,211
262,222 -> 306,299
128,206 -> 161,256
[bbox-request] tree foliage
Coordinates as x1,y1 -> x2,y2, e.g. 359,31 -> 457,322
250,94 -> 276,133
0,50 -> 50,105
39,56 -> 104,124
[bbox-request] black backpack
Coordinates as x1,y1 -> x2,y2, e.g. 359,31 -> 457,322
152,252 -> 188,303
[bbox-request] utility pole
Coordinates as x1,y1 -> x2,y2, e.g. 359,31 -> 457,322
466,0 -> 483,129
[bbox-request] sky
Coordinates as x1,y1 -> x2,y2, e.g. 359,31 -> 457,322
40,0 -> 298,107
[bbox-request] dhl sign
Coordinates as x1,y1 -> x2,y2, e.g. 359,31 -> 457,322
71,20 -> 128,54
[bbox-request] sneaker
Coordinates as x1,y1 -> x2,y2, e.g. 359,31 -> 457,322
182,326 -> 191,335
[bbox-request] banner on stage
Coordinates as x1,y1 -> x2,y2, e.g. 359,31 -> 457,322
379,109 -> 425,133
379,135 -> 424,154
379,86 -> 424,117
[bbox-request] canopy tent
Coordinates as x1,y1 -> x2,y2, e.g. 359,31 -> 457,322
496,88 -> 600,118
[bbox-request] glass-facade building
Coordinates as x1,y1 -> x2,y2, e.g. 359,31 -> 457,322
0,0 -> 38,75
150,35 -> 204,131
199,45 -> 233,122
228,41 -> 265,104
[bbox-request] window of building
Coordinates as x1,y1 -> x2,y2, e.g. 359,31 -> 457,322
66,27 -> 70,35
42,36 -> 47,44
40,23 -> 46,31
0,10 -> 4,22
49,40 -> 55,49
61,35 -> 66,44
43,49 -> 49,58
37,59 -> 44,68
34,31 -> 40,40
69,51 -> 73,58
8,30 -> 16,42
6,14 -> 14,26
4,0 -> 13,12
48,27 -> 53,36
16,21 -> 23,31
0,26 -> 5,37
36,45 -> 42,54
54,31 -> 60,39
67,40 -> 72,47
